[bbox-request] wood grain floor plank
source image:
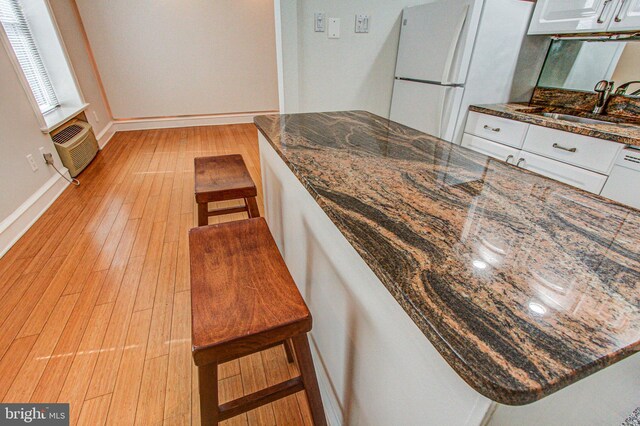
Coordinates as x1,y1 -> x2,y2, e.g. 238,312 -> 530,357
86,255 -> 145,399
0,335 -> 38,401
219,374 -> 249,426
4,293 -> 79,402
77,394 -> 111,426
30,270 -> 109,403
239,352 -> 276,426
58,302 -> 114,425
135,355 -> 168,426
163,290 -> 191,422
106,308 -> 153,426
133,221 -> 167,312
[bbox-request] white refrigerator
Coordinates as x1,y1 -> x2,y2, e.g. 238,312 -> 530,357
390,0 -> 542,144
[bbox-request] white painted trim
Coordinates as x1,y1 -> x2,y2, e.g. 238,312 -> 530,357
95,121 -> 115,149
273,0 -> 286,113
41,103 -> 89,133
112,111 -> 277,132
0,170 -> 71,258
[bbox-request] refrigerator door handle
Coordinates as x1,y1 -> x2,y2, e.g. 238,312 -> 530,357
436,89 -> 445,138
441,5 -> 469,86
439,87 -> 452,139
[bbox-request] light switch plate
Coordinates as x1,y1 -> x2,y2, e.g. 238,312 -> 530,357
314,12 -> 325,32
355,14 -> 370,33
328,18 -> 340,39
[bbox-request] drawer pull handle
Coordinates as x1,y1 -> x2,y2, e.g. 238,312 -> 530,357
483,125 -> 501,132
615,0 -> 627,22
598,0 -> 613,23
553,143 -> 577,153
516,158 -> 526,167
506,155 -> 514,164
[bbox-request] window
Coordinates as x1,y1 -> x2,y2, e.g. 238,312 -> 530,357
0,0 -> 59,114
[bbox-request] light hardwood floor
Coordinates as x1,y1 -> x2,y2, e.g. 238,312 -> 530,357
0,125 -> 313,425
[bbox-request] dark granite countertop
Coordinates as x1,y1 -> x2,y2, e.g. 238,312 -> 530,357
254,111 -> 640,406
470,103 -> 640,146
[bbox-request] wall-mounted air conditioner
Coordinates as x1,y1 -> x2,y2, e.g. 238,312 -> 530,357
50,119 -> 99,177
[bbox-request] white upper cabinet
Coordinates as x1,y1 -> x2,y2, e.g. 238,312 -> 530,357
527,0 -> 636,35
609,0 -> 640,31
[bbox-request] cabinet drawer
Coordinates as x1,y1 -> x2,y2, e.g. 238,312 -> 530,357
522,125 -> 623,174
461,133 -> 519,164
519,151 -> 608,194
464,111 -> 529,148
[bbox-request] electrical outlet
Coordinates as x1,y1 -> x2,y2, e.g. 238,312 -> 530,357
93,110 -> 100,123
314,13 -> 325,32
27,154 -> 38,171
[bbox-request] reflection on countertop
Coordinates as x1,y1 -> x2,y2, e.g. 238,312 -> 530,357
254,110 -> 640,406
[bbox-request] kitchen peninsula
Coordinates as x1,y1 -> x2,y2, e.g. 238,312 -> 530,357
255,111 -> 640,425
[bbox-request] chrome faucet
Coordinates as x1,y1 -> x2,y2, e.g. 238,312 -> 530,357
593,80 -> 614,114
615,81 -> 640,96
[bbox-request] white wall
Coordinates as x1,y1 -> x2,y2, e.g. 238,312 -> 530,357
74,0 -> 279,119
0,45 -> 65,221
280,0 -> 425,117
48,0 -> 112,136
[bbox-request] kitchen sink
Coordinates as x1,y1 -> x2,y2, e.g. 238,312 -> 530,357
536,112 -> 634,128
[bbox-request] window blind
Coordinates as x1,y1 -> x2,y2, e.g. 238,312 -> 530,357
0,0 -> 58,114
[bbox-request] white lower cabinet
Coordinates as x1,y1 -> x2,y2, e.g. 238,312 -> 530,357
461,134 -> 519,164
518,151 -> 608,194
462,112 -> 621,196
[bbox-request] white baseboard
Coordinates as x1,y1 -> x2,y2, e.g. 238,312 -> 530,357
95,121 -> 116,149
0,170 -> 71,258
111,111 -> 277,132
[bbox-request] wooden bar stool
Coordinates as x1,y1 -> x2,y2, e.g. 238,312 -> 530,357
194,155 -> 260,226
189,218 -> 327,426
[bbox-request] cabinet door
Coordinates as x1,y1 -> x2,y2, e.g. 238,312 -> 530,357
517,152 -> 608,194
608,0 -> 640,31
461,133 -> 520,164
528,0 -> 618,35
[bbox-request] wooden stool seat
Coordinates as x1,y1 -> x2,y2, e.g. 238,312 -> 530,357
189,218 -> 327,425
194,155 -> 260,225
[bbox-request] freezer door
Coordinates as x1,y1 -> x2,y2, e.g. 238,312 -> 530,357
390,79 -> 464,142
395,0 -> 472,84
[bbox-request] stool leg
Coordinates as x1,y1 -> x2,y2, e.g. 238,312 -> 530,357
198,362 -> 219,425
245,197 -> 260,218
198,202 -> 209,227
283,339 -> 295,364
292,334 -> 327,426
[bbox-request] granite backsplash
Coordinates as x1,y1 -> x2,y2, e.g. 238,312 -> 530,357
531,87 -> 640,122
